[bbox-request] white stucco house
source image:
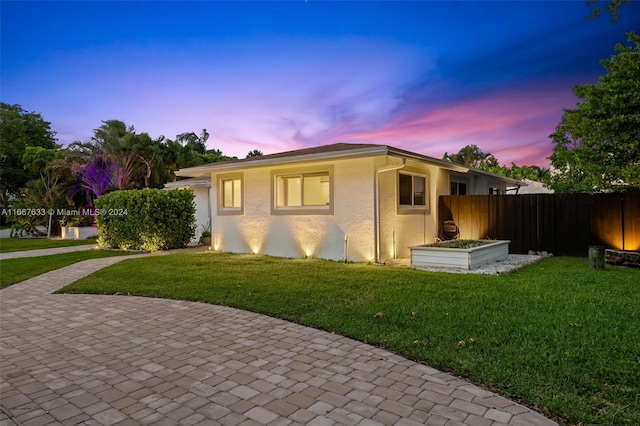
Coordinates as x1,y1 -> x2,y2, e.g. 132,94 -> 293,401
173,143 -> 521,262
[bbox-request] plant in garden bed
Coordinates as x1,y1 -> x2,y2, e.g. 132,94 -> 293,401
429,239 -> 493,249
59,253 -> 640,425
199,223 -> 211,245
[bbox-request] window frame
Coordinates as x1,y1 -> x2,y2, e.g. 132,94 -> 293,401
398,171 -> 429,214
217,173 -> 244,216
271,166 -> 334,216
450,179 -> 469,195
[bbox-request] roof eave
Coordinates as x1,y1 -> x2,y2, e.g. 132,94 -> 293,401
176,145 -> 391,177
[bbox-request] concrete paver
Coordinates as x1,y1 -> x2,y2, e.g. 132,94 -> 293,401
0,244 -> 97,260
0,252 -> 557,425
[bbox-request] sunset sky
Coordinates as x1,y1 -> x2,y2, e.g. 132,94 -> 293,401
2,1 -> 639,167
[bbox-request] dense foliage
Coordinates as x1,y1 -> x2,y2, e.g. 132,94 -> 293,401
1,109 -> 244,236
443,144 -> 550,182
548,32 -> 640,193
95,189 -> 196,252
0,103 -> 59,208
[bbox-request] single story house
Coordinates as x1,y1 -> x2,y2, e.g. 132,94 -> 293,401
173,143 -> 521,262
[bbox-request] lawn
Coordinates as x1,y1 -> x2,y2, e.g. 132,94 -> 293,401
1,250 -> 132,288
0,238 -> 96,253
59,252 -> 639,425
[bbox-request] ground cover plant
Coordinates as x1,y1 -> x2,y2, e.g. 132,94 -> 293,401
59,253 -> 639,425
1,250 -> 131,288
0,238 -> 96,253
429,239 -> 492,249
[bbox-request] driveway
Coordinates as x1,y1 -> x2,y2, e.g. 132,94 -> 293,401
0,255 -> 557,426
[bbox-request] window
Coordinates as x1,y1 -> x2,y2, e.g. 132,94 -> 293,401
276,172 -> 330,207
217,174 -> 243,215
272,168 -> 333,215
399,173 -> 426,206
222,178 -> 241,208
489,187 -> 501,195
450,181 -> 467,195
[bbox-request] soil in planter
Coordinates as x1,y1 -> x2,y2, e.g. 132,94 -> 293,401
428,240 -> 493,249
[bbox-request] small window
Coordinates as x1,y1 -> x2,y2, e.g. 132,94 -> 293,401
451,181 -> 467,195
222,178 -> 242,208
489,187 -> 501,195
218,175 -> 243,215
399,173 -> 426,206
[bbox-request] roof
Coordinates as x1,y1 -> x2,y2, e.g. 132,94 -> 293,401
164,177 -> 211,188
175,142 -> 523,186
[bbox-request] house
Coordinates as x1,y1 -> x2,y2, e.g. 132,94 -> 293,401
509,178 -> 554,194
173,143 -> 521,262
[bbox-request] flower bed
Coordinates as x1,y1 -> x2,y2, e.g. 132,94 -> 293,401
410,240 -> 510,270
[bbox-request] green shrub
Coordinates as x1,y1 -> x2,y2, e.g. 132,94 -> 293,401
95,189 -> 196,251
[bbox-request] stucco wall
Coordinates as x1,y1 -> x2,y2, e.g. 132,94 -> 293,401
448,170 -> 508,195
211,157 -> 377,262
378,160 -> 440,260
192,186 -> 211,242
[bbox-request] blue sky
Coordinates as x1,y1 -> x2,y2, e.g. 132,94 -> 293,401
2,1 -> 638,167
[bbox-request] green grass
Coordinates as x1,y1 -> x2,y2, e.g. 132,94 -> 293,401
1,250 -> 132,288
59,252 -> 639,425
0,238 -> 96,253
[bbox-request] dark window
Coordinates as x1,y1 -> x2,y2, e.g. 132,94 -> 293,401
451,181 -> 467,195
399,173 -> 426,206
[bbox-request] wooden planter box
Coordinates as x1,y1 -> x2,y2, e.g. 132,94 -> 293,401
61,226 -> 98,240
410,240 -> 510,270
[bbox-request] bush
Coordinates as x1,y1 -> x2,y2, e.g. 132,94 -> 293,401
95,189 -> 196,251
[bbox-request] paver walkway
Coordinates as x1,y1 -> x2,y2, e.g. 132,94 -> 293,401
0,245 -> 97,260
0,252 -> 557,426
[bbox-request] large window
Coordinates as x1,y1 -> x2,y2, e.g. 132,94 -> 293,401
450,181 -> 468,195
272,168 -> 333,215
217,174 -> 243,215
399,173 -> 426,206
276,172 -> 330,207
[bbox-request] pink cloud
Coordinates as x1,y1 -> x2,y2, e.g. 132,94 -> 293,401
318,81 -> 578,167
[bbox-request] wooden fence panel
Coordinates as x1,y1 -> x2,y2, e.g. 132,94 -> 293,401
623,192 -> 640,250
437,193 -> 638,256
555,194 -> 590,256
590,194 -> 623,249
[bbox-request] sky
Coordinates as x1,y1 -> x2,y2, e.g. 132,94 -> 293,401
2,1 -> 639,168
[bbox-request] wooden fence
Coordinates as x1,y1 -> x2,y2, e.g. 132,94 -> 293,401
438,193 -> 640,256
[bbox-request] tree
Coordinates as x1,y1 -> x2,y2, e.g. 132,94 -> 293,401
443,144 -> 494,168
0,103 -> 58,207
246,149 -> 263,158
548,32 -> 640,193
587,0 -> 630,23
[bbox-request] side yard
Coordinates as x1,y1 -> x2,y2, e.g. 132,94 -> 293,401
59,252 -> 640,425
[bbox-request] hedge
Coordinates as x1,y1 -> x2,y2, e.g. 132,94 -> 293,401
95,189 -> 196,252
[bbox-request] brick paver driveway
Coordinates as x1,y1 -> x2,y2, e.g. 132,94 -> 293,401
0,255 -> 557,425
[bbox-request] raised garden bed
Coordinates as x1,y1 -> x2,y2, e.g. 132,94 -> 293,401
410,240 -> 510,270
